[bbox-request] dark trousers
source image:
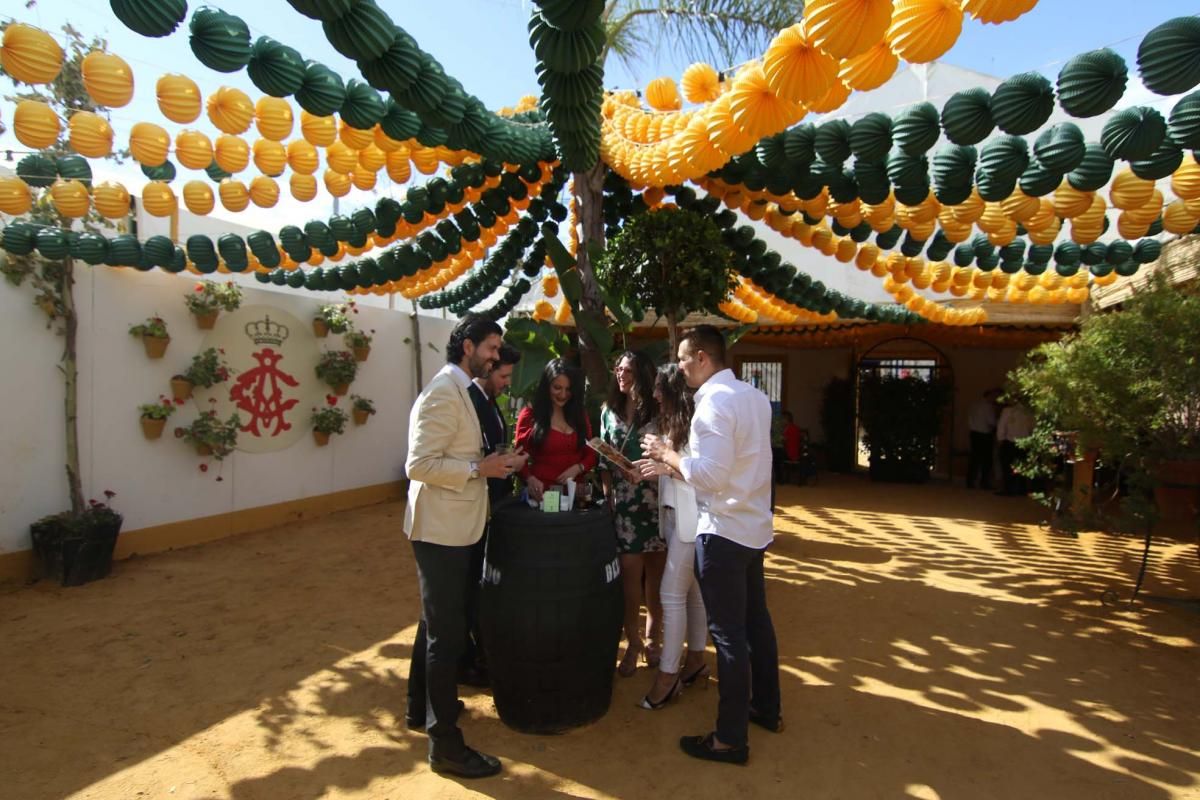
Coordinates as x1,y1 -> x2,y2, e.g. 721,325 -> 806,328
967,431 -> 995,488
694,533 -> 781,748
999,440 -> 1027,495
407,538 -> 477,752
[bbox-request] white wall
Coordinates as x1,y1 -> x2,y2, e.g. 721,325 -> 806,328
0,262 -> 457,556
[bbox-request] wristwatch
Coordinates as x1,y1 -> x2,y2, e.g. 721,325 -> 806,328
469,460 -> 480,480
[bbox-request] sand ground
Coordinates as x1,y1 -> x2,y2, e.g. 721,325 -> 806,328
1,475 -> 1197,800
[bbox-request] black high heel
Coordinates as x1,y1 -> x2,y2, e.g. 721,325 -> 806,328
638,675 -> 682,710
681,663 -> 710,688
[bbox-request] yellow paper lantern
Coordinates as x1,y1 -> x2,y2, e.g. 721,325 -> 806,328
338,119 -> 374,150
1,23 -> 63,85
386,149 -> 412,183
219,179 -> 249,212
182,180 -> 214,215
13,100 -> 60,149
249,175 -> 279,208
66,110 -> 112,158
681,62 -> 721,104
156,73 -> 201,123
290,173 -> 317,201
207,86 -> 254,134
645,76 -> 682,112
325,140 -> 358,174
255,96 -> 294,141
961,0 -> 1037,24
807,78 -> 851,114
92,181 -> 130,218
887,0 -> 964,64
805,0 -> 893,59
323,169 -> 351,197
286,139 -> 319,174
129,121 -> 170,167
358,143 -> 386,172
214,134 -> 250,173
80,51 -> 133,108
373,125 -> 403,152
1053,183 -> 1093,218
50,179 -> 89,218
762,24 -> 838,105
1170,155 -> 1200,201
141,181 -> 177,217
174,129 -> 214,170
1074,194 -> 1107,227
839,40 -> 899,92
1123,189 -> 1163,225
300,111 -> 336,147
1109,168 -> 1155,210
1163,200 -> 1200,234
0,177 -> 33,215
253,139 -> 287,176
1116,212 -> 1150,241
350,169 -> 377,191
411,146 -> 440,174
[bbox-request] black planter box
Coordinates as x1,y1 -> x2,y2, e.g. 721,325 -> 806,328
31,517 -> 122,587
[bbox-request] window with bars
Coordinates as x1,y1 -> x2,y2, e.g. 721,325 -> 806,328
738,360 -> 784,409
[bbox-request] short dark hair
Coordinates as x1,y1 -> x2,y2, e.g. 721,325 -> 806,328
445,313 -> 503,364
497,342 -> 521,366
679,324 -> 726,366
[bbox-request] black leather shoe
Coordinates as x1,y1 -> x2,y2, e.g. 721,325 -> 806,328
749,709 -> 785,733
457,664 -> 490,688
429,746 -> 502,778
679,733 -> 749,765
405,699 -> 465,730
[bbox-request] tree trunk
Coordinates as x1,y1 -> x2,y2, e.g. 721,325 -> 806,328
572,163 -> 610,393
410,300 -> 424,390
61,256 -> 84,516
666,308 -> 680,363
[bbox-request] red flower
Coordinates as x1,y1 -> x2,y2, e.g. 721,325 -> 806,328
218,348 -> 225,354
103,490 -> 115,499
175,398 -> 185,406
174,427 -> 184,438
216,476 -> 223,482
199,463 -> 208,472
193,284 -> 204,292
326,394 -> 337,406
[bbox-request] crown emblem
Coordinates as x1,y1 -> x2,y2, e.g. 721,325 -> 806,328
244,315 -> 289,346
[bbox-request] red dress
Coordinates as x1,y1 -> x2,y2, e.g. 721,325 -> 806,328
514,406 -> 597,485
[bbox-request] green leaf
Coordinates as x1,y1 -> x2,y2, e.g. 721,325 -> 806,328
544,235 -> 577,271
574,309 -> 614,357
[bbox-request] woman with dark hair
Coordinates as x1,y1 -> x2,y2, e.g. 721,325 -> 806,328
634,364 -> 708,709
600,350 -> 666,677
514,359 -> 596,502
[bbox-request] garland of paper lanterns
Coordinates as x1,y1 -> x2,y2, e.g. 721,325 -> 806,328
528,0 -> 605,172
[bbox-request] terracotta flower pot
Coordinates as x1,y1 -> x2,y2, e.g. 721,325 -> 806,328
353,346 -> 371,362
333,382 -> 350,396
140,416 -> 166,440
313,430 -> 331,446
170,377 -> 194,402
142,335 -> 170,359
196,443 -> 213,457
312,318 -> 329,338
353,408 -> 370,426
194,310 -> 218,329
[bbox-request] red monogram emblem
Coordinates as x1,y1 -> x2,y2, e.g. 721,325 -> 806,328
230,348 -> 300,437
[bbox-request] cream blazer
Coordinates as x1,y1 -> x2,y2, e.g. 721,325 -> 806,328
403,365 -> 487,546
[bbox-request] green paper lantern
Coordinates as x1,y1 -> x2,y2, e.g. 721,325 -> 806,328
528,14 -> 605,74
1130,139 -> 1183,181
893,102 -> 941,156
339,79 -> 386,129
360,30 -> 423,95
1105,240 -> 1133,265
35,227 -> 69,260
1082,242 -> 1107,266
1133,238 -> 1162,264
1114,260 -> 1139,277
17,154 -> 57,188
941,87 -> 994,146
144,235 -> 175,267
975,170 -> 1015,203
141,159 -> 176,183
1066,144 -> 1114,192
1056,48 -> 1127,118
380,99 -> 422,141
189,7 -> 251,73
394,58 -> 448,114
186,235 -> 217,268
285,269 -> 306,289
426,82 -> 468,128
247,231 -> 281,267
247,37 -> 305,98
534,0 -> 605,31
537,62 -> 603,108
110,0 -> 186,38
849,112 -> 893,162
991,72 -> 1055,135
1055,241 -> 1082,266
285,0 -> 355,22
295,61 -> 346,116
218,233 -> 248,271
205,160 -> 232,182
1023,260 -> 1048,276
934,182 -> 971,206
56,155 -> 93,187
73,233 -> 109,265
1089,262 -> 1114,277
1136,16 -> 1200,96
886,150 -> 928,187
814,119 -> 852,165
322,0 -> 395,61
1028,243 -> 1053,265
2,223 -> 36,256
783,124 -> 816,167
107,234 -> 142,267
1100,106 -> 1166,161
1167,91 -> 1200,150
978,135 -> 1029,184
755,134 -> 789,171
1033,123 -> 1086,174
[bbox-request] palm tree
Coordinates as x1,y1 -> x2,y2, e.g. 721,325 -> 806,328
571,1 -> 804,387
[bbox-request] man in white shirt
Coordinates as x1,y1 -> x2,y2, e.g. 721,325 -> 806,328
642,325 -> 780,766
996,400 -> 1035,496
966,388 -> 1001,489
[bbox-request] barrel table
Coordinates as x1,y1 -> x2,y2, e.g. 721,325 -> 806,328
480,502 -> 623,734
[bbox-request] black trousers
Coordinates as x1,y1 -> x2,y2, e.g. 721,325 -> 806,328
999,440 -> 1027,495
407,537 -> 480,752
967,431 -> 995,488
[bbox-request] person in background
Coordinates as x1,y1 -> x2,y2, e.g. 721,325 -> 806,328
514,359 -> 596,503
601,350 -> 666,677
996,397 -> 1035,496
403,314 -> 524,779
966,388 -> 1001,490
782,411 -> 803,462
634,364 -> 709,710
642,325 -> 780,766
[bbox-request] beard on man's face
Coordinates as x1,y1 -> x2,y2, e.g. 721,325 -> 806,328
469,352 -> 496,379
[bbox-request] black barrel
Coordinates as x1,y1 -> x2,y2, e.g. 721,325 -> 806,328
480,503 -> 623,734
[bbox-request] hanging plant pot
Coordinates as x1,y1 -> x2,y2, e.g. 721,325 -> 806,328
313,430 -> 331,446
312,318 -> 329,337
352,346 -> 370,362
141,334 -> 170,359
196,443 -> 214,457
194,310 -> 219,329
333,382 -> 350,396
352,408 -> 370,426
170,376 -> 194,402
140,416 -> 166,440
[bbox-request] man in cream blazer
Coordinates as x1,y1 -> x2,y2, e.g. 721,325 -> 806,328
404,314 -> 521,779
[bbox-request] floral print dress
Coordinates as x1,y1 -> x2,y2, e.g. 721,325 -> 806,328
600,407 -> 665,555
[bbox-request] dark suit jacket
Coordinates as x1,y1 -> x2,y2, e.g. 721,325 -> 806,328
468,382 -> 512,504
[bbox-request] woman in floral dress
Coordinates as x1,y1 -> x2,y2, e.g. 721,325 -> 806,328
600,350 -> 666,677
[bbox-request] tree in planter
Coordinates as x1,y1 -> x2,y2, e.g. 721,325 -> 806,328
596,206 -> 737,356
315,350 -> 358,395
29,490 -> 122,586
858,373 -> 951,483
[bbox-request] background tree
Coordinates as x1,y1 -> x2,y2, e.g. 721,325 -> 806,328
597,206 -> 736,355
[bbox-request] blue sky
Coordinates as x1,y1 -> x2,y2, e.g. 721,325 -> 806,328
1,0 -> 1195,232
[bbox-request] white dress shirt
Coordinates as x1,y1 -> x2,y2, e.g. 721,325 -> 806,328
678,369 -> 774,549
997,404 -> 1034,442
967,398 -> 998,434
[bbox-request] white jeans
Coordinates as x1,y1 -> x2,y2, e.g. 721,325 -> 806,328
659,506 -> 708,674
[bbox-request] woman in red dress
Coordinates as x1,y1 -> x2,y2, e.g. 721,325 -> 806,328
514,359 -> 596,502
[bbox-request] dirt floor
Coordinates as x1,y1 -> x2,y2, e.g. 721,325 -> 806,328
1,475 -> 1198,800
